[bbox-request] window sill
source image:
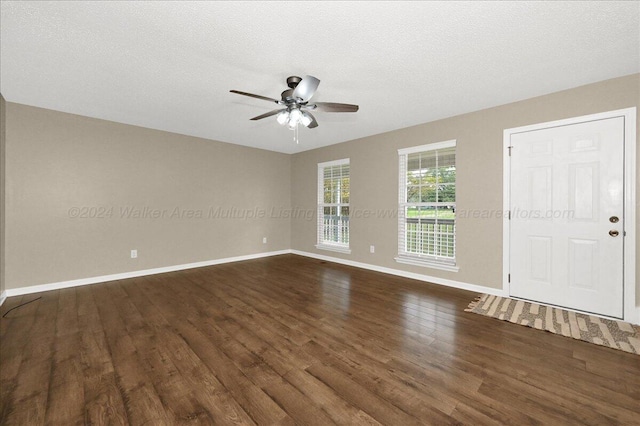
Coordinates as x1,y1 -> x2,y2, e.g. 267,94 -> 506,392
316,244 -> 352,254
395,256 -> 459,272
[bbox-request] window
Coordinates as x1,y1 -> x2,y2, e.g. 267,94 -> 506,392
396,141 -> 458,271
317,159 -> 351,254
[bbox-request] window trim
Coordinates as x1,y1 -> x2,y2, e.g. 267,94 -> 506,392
396,140 -> 458,271
398,140 -> 456,155
317,158 -> 351,254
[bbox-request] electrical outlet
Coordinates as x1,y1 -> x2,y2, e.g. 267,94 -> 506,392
263,237 -> 267,244
370,245 -> 375,254
131,249 -> 137,258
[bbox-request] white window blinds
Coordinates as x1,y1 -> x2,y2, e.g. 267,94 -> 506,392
317,159 -> 350,253
397,141 -> 456,268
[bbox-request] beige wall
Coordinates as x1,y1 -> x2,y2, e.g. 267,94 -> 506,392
291,74 -> 640,305
3,74 -> 639,307
0,94 -> 6,295
4,103 -> 291,290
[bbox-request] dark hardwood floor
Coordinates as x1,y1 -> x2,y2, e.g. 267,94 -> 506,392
1,254 -> 639,425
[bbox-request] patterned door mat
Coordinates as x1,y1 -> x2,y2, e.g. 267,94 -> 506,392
465,294 -> 640,355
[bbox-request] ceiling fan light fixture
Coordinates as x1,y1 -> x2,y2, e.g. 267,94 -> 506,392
287,108 -> 303,129
289,108 -> 302,123
276,110 -> 289,125
300,112 -> 312,127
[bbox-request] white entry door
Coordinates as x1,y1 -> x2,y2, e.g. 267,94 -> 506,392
509,117 -> 625,318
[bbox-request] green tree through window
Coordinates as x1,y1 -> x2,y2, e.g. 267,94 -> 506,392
399,143 -> 456,264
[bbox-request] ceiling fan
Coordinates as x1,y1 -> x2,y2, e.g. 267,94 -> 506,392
230,75 -> 359,132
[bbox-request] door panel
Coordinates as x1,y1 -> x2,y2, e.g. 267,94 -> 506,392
528,166 -> 552,213
510,117 -> 624,318
528,236 -> 551,283
569,162 -> 598,220
568,238 -> 597,290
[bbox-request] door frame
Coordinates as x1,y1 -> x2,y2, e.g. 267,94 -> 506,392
502,107 -> 637,324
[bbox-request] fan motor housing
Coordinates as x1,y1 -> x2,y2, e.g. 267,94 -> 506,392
281,89 -> 295,102
286,76 -> 302,89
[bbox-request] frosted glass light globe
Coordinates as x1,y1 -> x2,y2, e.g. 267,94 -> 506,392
276,110 -> 289,125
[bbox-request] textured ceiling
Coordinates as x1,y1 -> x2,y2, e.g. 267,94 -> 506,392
1,1 -> 638,154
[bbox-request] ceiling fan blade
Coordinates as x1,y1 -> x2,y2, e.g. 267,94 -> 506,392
292,75 -> 320,102
313,102 -> 359,112
305,111 -> 319,128
250,109 -> 285,121
230,90 -> 280,104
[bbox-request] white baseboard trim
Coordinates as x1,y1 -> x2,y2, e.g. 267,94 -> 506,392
5,249 -> 635,323
291,250 -> 506,297
4,250 -> 292,297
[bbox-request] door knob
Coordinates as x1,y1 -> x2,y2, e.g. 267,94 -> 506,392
609,216 -> 619,223
609,230 -> 619,237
